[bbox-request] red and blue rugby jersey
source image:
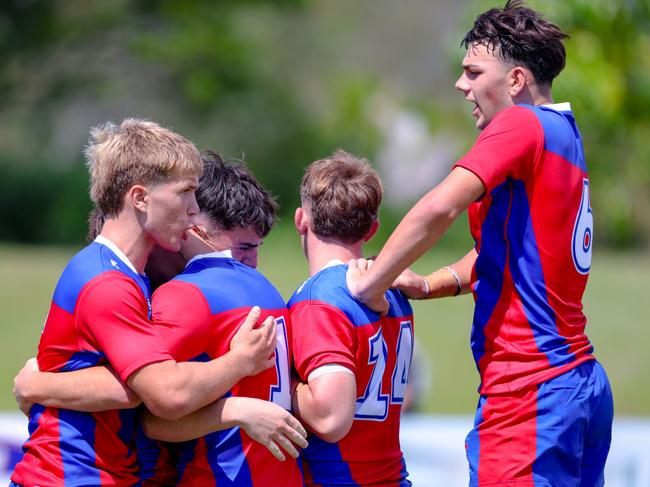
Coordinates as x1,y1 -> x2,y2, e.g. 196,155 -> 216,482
137,252 -> 302,487
289,263 -> 414,487
12,238 -> 173,487
454,103 -> 596,395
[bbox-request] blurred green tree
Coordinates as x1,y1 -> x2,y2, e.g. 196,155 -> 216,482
0,0 -> 647,249
0,0 -> 331,243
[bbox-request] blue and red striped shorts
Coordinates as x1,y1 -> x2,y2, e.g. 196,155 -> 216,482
465,360 -> 613,486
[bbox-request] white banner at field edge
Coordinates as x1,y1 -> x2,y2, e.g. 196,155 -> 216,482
1,412 -> 648,486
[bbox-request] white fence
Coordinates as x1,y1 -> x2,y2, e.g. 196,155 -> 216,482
2,412 -> 649,486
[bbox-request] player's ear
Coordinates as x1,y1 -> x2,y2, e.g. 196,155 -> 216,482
294,207 -> 308,235
509,66 -> 528,97
129,184 -> 148,213
363,219 -> 379,242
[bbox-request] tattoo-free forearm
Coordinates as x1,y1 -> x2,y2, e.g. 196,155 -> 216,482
353,168 -> 484,301
142,396 -> 309,462
141,396 -> 238,442
127,352 -> 250,421
17,366 -> 140,412
424,248 -> 477,298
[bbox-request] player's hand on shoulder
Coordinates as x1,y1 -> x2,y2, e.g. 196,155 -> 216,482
346,258 -> 389,315
236,397 -> 308,461
13,357 -> 39,416
391,267 -> 428,300
230,306 -> 277,376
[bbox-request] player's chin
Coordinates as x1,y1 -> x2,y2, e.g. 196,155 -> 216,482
157,235 -> 182,253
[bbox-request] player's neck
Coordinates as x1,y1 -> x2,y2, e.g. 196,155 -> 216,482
516,82 -> 553,106
101,217 -> 153,274
307,236 -> 363,276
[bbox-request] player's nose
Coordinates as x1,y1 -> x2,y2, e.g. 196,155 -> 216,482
455,73 -> 469,93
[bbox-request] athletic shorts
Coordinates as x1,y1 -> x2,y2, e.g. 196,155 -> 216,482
465,360 -> 613,486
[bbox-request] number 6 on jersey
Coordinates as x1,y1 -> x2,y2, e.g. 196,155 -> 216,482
572,178 -> 593,275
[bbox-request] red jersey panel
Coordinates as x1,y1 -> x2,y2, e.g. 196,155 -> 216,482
137,253 -> 302,487
12,240 -> 173,487
454,103 -> 595,395
289,264 -> 413,487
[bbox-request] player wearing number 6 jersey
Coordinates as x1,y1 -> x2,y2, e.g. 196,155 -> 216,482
346,2 -> 613,485
290,150 -> 413,486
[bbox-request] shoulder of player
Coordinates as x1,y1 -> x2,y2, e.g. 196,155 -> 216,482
67,271 -> 149,322
182,257 -> 278,292
152,278 -> 204,303
79,270 -> 145,299
290,265 -> 350,305
171,262 -> 285,317
151,279 -> 212,327
487,104 -> 543,133
385,288 -> 413,317
293,271 -> 386,329
476,105 -> 544,157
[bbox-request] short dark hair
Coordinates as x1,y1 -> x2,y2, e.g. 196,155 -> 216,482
461,0 -> 569,85
196,151 -> 277,238
300,149 -> 383,245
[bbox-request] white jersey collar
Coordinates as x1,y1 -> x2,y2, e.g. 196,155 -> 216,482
543,102 -> 571,112
324,259 -> 345,269
186,249 -> 234,268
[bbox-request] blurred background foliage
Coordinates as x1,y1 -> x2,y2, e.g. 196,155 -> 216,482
0,0 -> 648,249
1,0 -> 649,418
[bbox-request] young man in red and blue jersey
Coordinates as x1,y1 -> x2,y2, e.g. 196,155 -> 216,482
136,152 -> 306,486
10,123 -> 282,487
346,1 -> 613,485
12,152 -> 308,486
290,150 -> 414,486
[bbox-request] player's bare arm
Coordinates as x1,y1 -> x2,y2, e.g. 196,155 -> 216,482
392,248 -> 477,299
13,357 -> 141,416
13,306 -> 274,419
347,167 -> 484,312
292,371 -> 357,443
142,396 -> 308,462
128,306 -> 276,420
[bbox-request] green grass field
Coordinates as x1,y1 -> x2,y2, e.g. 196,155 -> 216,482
1,223 -> 648,415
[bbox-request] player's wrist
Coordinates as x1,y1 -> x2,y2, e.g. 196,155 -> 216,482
225,396 -> 266,430
221,396 -> 241,422
444,266 -> 462,296
222,350 -> 254,379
